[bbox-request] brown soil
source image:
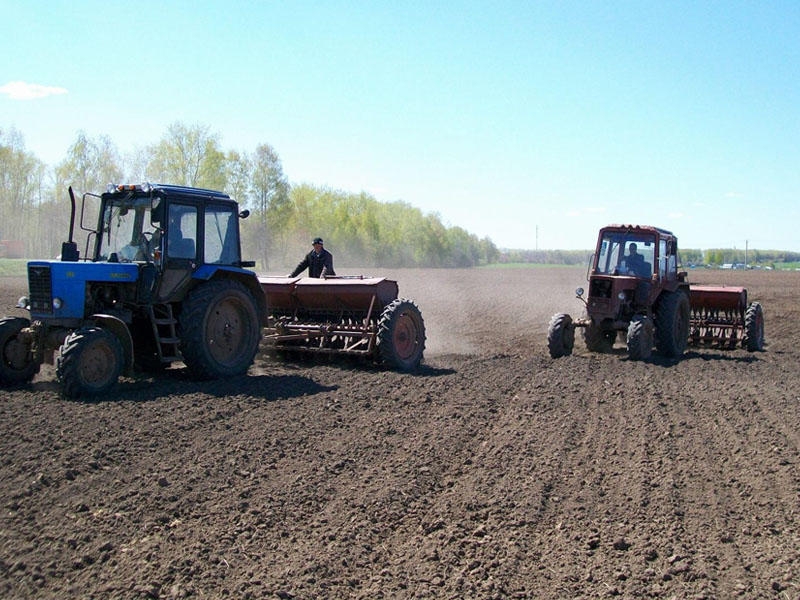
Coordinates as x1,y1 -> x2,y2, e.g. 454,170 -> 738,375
1,268 -> 799,599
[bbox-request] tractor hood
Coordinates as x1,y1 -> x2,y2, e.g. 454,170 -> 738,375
25,260 -> 139,319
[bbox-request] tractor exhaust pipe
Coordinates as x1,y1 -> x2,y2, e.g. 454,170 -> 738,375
60,186 -> 80,261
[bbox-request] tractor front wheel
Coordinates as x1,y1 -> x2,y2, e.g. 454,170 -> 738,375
0,317 -> 39,384
56,327 -> 123,399
547,313 -> 575,358
377,299 -> 426,371
179,279 -> 261,379
744,302 -> 765,352
627,315 -> 653,361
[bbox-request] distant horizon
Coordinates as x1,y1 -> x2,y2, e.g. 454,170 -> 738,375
495,245 -> 799,254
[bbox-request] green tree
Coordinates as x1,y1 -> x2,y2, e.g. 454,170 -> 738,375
146,122 -> 226,189
250,143 -> 291,269
55,131 -> 123,195
283,186 -> 499,268
1,123 -> 506,266
225,150 -> 252,207
51,132 -> 125,258
0,127 -> 46,257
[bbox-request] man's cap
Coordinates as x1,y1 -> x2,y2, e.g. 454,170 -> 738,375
313,237 -> 324,245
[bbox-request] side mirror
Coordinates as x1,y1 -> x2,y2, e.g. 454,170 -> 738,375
239,209 -> 250,219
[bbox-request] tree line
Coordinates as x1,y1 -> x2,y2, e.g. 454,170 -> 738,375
0,123 -> 498,269
500,247 -> 800,269
693,248 -> 800,268
2,122 -> 796,269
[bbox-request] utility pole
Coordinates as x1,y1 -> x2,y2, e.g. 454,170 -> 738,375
745,239 -> 748,269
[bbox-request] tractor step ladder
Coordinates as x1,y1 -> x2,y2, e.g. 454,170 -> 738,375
148,304 -> 181,362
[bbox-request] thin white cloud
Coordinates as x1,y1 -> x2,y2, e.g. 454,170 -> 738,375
0,80 -> 68,100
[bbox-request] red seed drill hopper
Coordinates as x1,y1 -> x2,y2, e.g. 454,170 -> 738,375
259,275 -> 425,371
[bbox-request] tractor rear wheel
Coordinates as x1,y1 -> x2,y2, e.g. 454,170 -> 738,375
655,290 -> 690,358
547,313 -> 575,358
377,299 -> 426,371
627,315 -> 653,361
583,320 -> 615,353
744,302 -> 765,352
179,279 -> 261,379
56,327 -> 123,399
0,317 -> 39,384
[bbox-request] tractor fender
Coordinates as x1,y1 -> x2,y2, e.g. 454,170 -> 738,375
88,314 -> 134,376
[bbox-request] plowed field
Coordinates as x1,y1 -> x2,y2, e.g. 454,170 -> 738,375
1,268 -> 798,599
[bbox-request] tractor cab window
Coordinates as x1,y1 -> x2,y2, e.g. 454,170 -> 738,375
596,232 -> 655,278
165,204 -> 198,260
204,203 -> 239,265
596,238 -> 621,275
659,239 -> 668,279
98,197 -> 159,262
661,238 -> 677,280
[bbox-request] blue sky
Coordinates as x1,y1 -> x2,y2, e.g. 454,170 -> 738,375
2,1 -> 799,250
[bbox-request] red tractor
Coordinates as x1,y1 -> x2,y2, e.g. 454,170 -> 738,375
547,224 -> 764,360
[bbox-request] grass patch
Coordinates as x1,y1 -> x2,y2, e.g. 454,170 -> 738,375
774,262 -> 800,270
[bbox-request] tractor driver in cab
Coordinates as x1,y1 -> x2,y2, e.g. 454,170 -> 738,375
623,242 -> 651,278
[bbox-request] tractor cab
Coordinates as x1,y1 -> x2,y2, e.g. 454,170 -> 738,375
592,225 -> 682,282
91,184 -> 245,268
595,230 -> 655,278
87,183 -> 253,303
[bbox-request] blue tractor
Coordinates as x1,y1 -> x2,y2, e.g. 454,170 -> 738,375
0,183 -> 265,398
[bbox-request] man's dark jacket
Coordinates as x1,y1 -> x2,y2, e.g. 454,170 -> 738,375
290,248 -> 335,278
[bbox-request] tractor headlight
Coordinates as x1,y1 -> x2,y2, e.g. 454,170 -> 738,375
16,295 -> 29,309
575,287 -> 584,297
52,297 -> 63,310
618,292 -> 626,300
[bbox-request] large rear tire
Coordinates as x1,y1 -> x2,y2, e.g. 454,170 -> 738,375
377,299 -> 426,371
0,317 -> 39,384
744,302 -> 764,352
627,315 -> 653,361
547,313 -> 575,358
56,327 -> 123,399
655,290 -> 690,358
179,279 -> 261,379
